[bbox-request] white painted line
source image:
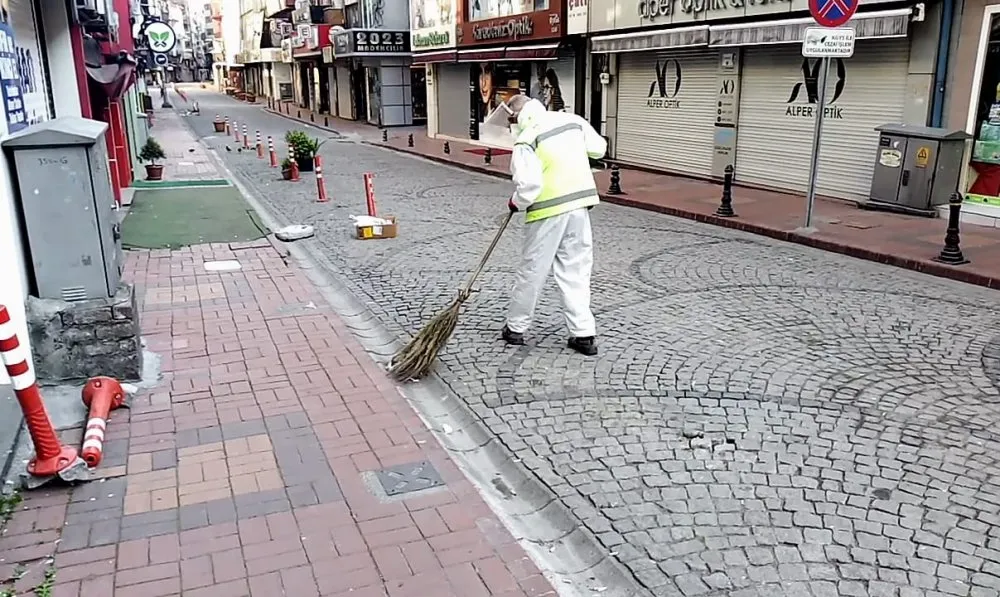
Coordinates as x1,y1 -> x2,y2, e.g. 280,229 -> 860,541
204,260 -> 242,272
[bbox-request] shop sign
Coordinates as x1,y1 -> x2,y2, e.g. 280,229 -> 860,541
567,0 -> 588,34
280,39 -> 293,62
353,30 -> 410,53
410,0 -> 456,50
144,21 -> 178,53
458,7 -> 564,46
0,23 -> 27,134
626,0 -> 798,28
322,46 -> 334,62
645,59 -> 681,109
784,58 -> 845,119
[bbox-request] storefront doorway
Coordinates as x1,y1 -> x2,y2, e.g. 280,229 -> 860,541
318,66 -> 330,113
967,10 -> 1000,207
411,67 -> 427,124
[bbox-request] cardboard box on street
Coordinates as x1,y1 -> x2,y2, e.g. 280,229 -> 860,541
356,216 -> 397,240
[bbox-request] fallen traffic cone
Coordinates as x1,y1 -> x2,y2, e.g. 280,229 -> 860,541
0,305 -> 86,485
80,377 -> 127,468
316,155 -> 328,202
364,172 -> 377,217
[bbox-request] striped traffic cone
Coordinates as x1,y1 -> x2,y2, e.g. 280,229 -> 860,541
80,377 -> 127,468
0,305 -> 86,484
268,136 -> 277,167
315,155 -> 328,202
256,131 -> 263,158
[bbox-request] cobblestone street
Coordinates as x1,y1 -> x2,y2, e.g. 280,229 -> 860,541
182,90 -> 1000,597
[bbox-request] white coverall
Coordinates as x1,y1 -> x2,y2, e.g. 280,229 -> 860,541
505,100 -> 608,339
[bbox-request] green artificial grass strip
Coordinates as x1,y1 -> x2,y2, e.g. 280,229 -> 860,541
121,186 -> 269,250
131,178 -> 231,189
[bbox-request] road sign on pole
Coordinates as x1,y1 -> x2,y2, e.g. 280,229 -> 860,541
802,27 -> 856,58
808,0 -> 858,28
800,0 -> 857,231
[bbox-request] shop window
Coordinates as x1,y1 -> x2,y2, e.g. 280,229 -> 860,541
467,0 -> 548,22
0,0 -> 54,134
969,14 -> 1000,206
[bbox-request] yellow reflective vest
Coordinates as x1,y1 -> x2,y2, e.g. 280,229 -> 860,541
514,116 -> 600,223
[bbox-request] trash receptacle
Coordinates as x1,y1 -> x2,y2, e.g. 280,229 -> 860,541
867,124 -> 970,216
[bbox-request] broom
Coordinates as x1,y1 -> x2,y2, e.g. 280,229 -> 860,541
389,211 -> 514,382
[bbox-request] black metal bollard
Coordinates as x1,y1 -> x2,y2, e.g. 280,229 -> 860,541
324,116 -> 329,127
381,129 -> 388,142
408,133 -> 414,147
484,147 -> 492,165
608,164 -> 623,195
443,141 -> 450,154
716,165 -> 737,217
935,192 -> 970,265
309,113 -> 314,122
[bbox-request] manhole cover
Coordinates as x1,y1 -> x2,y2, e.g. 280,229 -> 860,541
374,461 -> 445,496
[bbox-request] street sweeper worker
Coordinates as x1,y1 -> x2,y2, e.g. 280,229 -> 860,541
500,94 -> 607,356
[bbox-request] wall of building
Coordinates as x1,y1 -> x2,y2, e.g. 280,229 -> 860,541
946,0 -> 992,132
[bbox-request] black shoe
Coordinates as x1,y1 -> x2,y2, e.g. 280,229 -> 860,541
502,325 -> 525,346
568,336 -> 598,356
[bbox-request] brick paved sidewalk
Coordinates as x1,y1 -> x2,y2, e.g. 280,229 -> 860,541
0,241 -> 557,597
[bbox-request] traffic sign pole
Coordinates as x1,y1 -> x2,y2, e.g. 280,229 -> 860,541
804,57 -> 831,230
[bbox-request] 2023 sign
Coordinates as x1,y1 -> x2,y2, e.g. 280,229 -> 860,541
354,31 -> 409,52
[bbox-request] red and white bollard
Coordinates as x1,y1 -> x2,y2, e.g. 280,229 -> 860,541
364,172 -> 377,217
315,155 -> 328,202
233,120 -> 240,142
268,136 -> 277,168
288,146 -> 300,182
80,377 -> 126,468
224,116 -> 230,135
256,131 -> 263,158
0,306 -> 83,482
243,125 -> 250,149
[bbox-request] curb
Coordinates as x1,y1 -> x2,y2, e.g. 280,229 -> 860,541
187,104 -> 651,597
364,141 -> 1000,291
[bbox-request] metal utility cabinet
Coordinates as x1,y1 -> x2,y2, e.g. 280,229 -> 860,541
2,117 -> 122,301
867,124 -> 970,215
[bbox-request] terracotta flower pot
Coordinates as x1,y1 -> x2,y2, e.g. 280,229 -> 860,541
246,94 -> 256,102
282,168 -> 293,180
213,120 -> 225,132
145,164 -> 164,181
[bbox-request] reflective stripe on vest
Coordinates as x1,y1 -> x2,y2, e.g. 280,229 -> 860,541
516,119 -> 600,224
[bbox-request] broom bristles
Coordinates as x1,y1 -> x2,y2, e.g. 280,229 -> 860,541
389,297 -> 463,381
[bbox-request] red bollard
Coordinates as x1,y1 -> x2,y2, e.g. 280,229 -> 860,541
0,306 -> 80,478
80,377 -> 126,468
233,120 -> 240,142
364,172 -> 377,217
256,131 -> 263,158
289,146 -> 300,182
268,136 -> 277,167
224,116 -> 230,135
315,155 -> 328,202
243,125 -> 249,149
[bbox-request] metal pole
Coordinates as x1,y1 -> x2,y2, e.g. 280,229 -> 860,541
803,56 -> 830,229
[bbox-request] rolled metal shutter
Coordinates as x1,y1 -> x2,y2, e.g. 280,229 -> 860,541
437,63 -> 471,139
735,39 -> 910,200
615,49 -> 718,177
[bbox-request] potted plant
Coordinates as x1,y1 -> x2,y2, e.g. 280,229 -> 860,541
213,116 -> 226,133
284,130 -> 318,171
246,91 -> 256,102
280,157 -> 295,180
139,137 -> 166,181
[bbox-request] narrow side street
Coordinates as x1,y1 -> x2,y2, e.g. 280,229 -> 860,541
175,90 -> 1000,597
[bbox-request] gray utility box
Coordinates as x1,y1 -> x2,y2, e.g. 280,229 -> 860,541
2,117 -> 122,301
867,124 -> 970,216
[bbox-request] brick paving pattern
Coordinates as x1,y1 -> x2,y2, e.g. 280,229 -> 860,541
167,90 -> 1000,597
152,106 -> 227,181
0,111 -> 557,596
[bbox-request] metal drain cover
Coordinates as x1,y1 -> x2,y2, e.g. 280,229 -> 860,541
374,461 -> 445,496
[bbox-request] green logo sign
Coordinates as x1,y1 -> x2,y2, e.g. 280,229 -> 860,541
413,31 -> 450,48
144,22 -> 177,53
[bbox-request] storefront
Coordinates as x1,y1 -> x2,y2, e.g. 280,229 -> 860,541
591,1 -> 931,201
291,23 -> 331,111
409,0 -> 457,137
958,3 -> 1000,218
329,29 -> 414,126
442,3 -> 572,144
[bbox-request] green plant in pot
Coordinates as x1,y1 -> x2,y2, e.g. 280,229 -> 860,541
280,157 -> 295,180
284,130 -> 318,172
139,137 -> 166,181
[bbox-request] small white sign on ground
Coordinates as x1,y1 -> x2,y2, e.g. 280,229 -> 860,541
802,27 -> 856,58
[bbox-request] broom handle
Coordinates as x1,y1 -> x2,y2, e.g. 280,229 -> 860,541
460,211 -> 514,298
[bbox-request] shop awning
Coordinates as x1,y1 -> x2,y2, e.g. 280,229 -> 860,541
591,25 -> 709,54
412,50 -> 457,64
457,48 -> 505,62
503,43 -> 560,60
708,8 -> 912,47
86,59 -> 137,101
